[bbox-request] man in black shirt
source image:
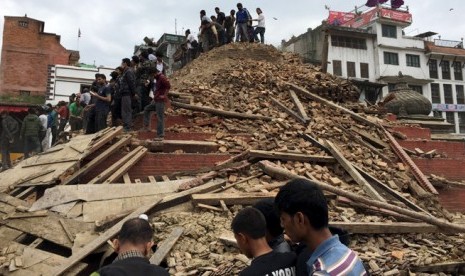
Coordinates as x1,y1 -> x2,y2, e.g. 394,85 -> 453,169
215,7 -> 226,26
253,199 -> 292,253
94,218 -> 168,276
232,207 -> 296,276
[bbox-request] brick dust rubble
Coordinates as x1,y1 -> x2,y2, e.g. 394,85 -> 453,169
151,43 -> 465,276
2,43 -> 465,276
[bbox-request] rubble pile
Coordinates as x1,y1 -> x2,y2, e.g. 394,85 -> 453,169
0,43 -> 464,275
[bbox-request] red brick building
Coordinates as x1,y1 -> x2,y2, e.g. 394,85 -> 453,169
0,15 -> 79,97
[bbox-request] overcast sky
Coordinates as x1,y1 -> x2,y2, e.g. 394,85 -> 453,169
1,0 -> 464,68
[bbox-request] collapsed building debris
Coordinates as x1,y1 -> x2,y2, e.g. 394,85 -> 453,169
0,43 -> 465,275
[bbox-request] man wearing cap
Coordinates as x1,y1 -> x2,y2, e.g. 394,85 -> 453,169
92,218 -> 169,276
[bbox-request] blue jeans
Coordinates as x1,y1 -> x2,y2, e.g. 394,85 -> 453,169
254,27 -> 265,43
236,23 -> 249,42
143,101 -> 165,137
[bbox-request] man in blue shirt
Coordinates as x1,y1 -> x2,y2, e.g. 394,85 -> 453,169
275,179 -> 367,276
235,3 -> 250,42
90,74 -> 112,132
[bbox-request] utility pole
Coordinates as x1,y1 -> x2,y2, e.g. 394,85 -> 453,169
175,18 -> 177,35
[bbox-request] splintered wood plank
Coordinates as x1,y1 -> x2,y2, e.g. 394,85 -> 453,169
270,96 -> 308,124
351,126 -> 388,149
249,149 -> 335,163
50,202 -> 78,215
324,140 -> 386,202
4,214 -> 93,249
30,180 -> 188,211
329,222 -> 439,234
82,195 -> 162,222
52,198 -> 163,276
289,90 -> 310,121
191,193 -> 276,206
149,227 -> 184,265
87,146 -> 144,184
123,173 -> 131,184
103,147 -> 148,184
62,135 -> 132,185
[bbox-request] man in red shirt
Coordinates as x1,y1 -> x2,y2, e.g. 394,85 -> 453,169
57,101 -> 69,133
142,68 -> 170,140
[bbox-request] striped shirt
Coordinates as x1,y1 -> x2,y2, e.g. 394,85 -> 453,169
306,235 -> 367,276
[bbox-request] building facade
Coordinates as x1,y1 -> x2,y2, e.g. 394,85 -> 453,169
0,15 -> 78,99
282,5 -> 465,133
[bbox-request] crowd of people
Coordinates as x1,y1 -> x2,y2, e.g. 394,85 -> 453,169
0,51 -> 171,168
180,3 -> 267,66
92,178 -> 368,276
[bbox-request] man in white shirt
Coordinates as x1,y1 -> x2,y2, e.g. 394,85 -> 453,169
185,29 -> 198,62
252,8 -> 266,44
38,107 -> 50,151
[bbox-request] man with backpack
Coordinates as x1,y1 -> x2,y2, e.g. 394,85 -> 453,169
1,111 -> 19,170
235,3 -> 251,42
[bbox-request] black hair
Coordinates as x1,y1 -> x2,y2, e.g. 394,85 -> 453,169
155,51 -> 163,58
110,71 -> 119,80
200,10 -> 206,16
230,9 -> 236,15
141,51 -> 149,60
237,3 -> 243,8
147,48 -> 154,54
95,73 -> 99,78
28,107 -> 36,114
253,198 -> 283,238
131,55 -> 140,64
231,207 -> 266,239
275,178 -> 328,230
116,66 -> 123,72
118,218 -> 154,245
122,58 -> 131,67
211,16 -> 217,21
185,29 -> 191,35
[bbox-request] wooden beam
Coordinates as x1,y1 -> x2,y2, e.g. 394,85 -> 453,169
21,159 -> 80,168
249,149 -> 335,163
52,198 -> 163,276
87,126 -> 123,153
289,90 -> 310,121
102,147 -> 148,184
257,160 -> 465,233
411,262 -> 465,273
11,169 -> 55,186
62,135 -> 132,185
324,140 -> 386,202
288,82 -> 378,128
353,164 -> 429,214
351,127 -> 389,149
87,146 -> 143,184
329,222 -> 439,234
211,173 -> 263,193
171,101 -> 273,121
149,227 -> 184,265
269,96 -> 308,124
191,193 -> 276,206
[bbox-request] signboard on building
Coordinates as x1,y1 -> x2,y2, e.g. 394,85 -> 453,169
342,8 -> 378,28
328,11 -> 356,25
379,8 -> 412,23
432,104 -> 465,112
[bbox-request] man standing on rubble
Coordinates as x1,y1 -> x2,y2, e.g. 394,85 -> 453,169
142,68 -> 170,140
92,218 -> 169,276
1,111 -> 19,170
224,9 -> 236,44
235,3 -> 251,42
90,74 -> 112,132
119,58 -> 136,132
20,108 -> 42,158
275,179 -> 367,275
215,7 -> 226,26
232,207 -> 297,276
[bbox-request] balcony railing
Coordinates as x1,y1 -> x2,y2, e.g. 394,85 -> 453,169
434,39 -> 463,49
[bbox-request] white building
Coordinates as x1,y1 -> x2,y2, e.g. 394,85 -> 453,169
282,4 -> 465,133
47,65 -> 114,104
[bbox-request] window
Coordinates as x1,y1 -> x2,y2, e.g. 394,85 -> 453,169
459,113 -> 465,133
333,60 -> 342,76
384,52 -> 399,65
347,62 -> 356,78
429,59 -> 438,79
409,85 -> 423,94
19,90 -> 31,96
382,24 -> 397,38
441,60 -> 451,80
444,84 -> 453,104
454,62 -> 463,80
406,54 -> 420,67
388,83 -> 396,92
457,85 -> 465,104
360,63 -> 369,78
431,83 -> 440,103
446,112 -> 455,125
18,21 -> 28,28
331,36 -> 367,50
